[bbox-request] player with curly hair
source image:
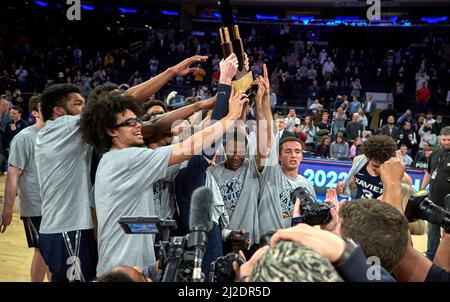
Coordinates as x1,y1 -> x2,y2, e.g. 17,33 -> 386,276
337,135 -> 412,199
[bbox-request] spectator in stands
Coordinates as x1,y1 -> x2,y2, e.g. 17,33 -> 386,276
393,81 -> 406,112
415,69 -> 429,91
381,116 -> 400,140
307,64 -> 317,84
332,106 -> 347,136
349,137 -> 362,159
357,108 -> 368,129
6,105 -> 29,145
416,82 -> 431,114
350,79 -> 362,99
274,116 -> 287,140
349,96 -> 361,116
320,81 -> 336,109
148,56 -> 159,77
322,57 -> 335,82
330,133 -> 349,160
193,64 -> 206,87
414,145 -> 433,165
364,94 -> 376,127
300,115 -> 316,152
418,123 -> 438,149
285,108 -> 300,132
398,121 -> 419,157
307,80 -> 321,107
425,112 -> 436,126
315,135 -> 331,158
397,109 -> 415,127
0,96 -> 11,133
316,111 -> 331,138
399,144 -> 413,165
345,113 -> 364,144
433,114 -> 446,135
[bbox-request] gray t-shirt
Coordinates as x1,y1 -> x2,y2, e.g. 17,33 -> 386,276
209,156 -> 260,243
153,164 -> 181,220
8,125 -> 41,217
35,115 -> 93,234
95,146 -> 172,276
205,169 -> 230,228
257,140 -> 316,236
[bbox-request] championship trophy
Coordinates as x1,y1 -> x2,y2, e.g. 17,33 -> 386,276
217,0 -> 254,93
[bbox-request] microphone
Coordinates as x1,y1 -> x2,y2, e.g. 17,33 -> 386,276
189,186 -> 214,282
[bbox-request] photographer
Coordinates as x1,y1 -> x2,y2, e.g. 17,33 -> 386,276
420,126 -> 450,260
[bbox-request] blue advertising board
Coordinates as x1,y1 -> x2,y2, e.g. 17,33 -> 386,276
298,157 -> 426,200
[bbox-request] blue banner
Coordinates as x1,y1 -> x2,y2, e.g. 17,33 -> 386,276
298,157 -> 426,200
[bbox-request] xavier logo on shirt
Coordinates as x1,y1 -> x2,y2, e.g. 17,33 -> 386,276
219,178 -> 243,213
279,188 -> 294,218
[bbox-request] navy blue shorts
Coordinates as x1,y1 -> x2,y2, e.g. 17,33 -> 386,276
39,229 -> 98,282
21,216 -> 42,248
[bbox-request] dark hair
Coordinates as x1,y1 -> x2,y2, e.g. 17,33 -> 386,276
279,133 -> 302,153
96,270 -> 136,282
28,94 -> 41,112
339,199 -> 409,272
80,91 -> 141,154
143,100 -> 167,114
10,105 -> 23,114
87,83 -> 119,103
361,135 -> 396,163
41,84 -> 80,121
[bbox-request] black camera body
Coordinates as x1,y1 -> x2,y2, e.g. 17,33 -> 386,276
405,191 -> 450,232
208,252 -> 245,282
225,231 -> 249,253
290,187 -> 332,226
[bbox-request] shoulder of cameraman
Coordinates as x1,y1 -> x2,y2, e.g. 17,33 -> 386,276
334,245 -> 396,282
425,264 -> 450,282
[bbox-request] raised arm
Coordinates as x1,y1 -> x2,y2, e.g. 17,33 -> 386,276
141,96 -> 216,142
169,89 -> 248,166
255,64 -> 274,171
123,55 -> 208,103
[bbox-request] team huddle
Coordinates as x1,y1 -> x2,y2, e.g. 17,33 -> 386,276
1,53 -> 449,282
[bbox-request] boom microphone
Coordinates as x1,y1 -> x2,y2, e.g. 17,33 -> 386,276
189,187 -> 214,282
189,187 -> 214,232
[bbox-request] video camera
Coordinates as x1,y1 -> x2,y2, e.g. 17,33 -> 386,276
118,187 -> 247,282
405,191 -> 450,233
290,187 -> 332,226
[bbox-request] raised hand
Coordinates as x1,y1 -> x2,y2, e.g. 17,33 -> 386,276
219,53 -> 239,86
270,223 -> 346,263
169,55 -> 208,77
227,87 -> 249,121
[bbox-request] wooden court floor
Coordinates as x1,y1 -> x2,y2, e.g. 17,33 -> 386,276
0,174 -> 428,282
